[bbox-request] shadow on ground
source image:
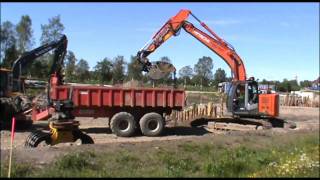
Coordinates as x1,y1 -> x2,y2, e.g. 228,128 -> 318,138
82,127 -> 112,134
81,126 -> 210,137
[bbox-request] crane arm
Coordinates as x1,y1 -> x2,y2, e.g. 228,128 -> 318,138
11,35 -> 68,92
137,9 -> 246,81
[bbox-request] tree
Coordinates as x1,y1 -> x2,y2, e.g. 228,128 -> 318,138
40,15 -> 65,45
300,80 -> 312,88
75,59 -> 90,82
214,68 -> 226,83
127,55 -> 143,81
112,56 -> 126,84
179,65 -> 193,86
37,15 -> 65,79
1,45 -> 19,68
16,15 -> 33,53
94,57 -> 113,84
194,56 -> 213,87
64,51 -> 77,82
29,60 -> 48,79
1,21 -> 17,65
276,79 -> 300,92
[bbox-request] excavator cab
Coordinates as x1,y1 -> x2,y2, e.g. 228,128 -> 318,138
227,79 -> 279,118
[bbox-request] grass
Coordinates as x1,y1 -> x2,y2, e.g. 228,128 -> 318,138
1,132 -> 319,178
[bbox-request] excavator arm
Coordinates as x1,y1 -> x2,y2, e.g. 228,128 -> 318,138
137,9 -> 246,81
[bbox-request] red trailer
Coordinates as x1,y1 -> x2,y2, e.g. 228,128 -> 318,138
33,85 -> 185,137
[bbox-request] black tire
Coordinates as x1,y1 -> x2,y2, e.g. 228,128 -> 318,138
139,112 -> 164,137
73,129 -> 94,144
110,112 -> 136,137
25,130 -> 51,148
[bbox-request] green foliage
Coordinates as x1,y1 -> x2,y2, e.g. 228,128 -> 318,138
214,68 -> 226,82
40,15 -> 65,45
276,79 -> 301,92
64,50 -> 77,82
75,59 -> 90,82
300,80 -> 313,88
93,57 -> 113,84
193,56 -> 214,87
179,65 -> 193,86
16,15 -> 33,53
1,44 -> 19,68
54,151 -> 97,171
111,56 -> 126,84
0,160 -> 34,178
127,55 -> 143,81
1,21 -> 17,65
2,132 -> 319,178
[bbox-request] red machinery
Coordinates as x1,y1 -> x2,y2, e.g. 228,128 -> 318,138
136,9 -> 279,118
26,34 -> 185,147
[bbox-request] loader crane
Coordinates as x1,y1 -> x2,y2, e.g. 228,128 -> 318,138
136,9 -> 281,126
0,34 -> 93,146
1,35 -> 72,129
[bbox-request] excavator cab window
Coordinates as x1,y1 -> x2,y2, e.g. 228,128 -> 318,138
233,83 -> 246,111
248,81 -> 259,104
231,81 -> 259,112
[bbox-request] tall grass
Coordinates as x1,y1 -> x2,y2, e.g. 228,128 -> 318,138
1,132 -> 319,178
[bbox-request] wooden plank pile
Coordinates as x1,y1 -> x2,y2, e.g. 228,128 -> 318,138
279,94 -> 319,107
168,102 -> 224,123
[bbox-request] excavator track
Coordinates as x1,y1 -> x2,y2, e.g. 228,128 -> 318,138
206,117 -> 274,132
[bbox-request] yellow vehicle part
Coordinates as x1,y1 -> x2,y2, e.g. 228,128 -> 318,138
49,122 -> 75,145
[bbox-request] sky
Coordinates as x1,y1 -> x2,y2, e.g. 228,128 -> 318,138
1,2 -> 319,81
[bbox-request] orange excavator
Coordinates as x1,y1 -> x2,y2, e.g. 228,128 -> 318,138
136,9 -> 281,125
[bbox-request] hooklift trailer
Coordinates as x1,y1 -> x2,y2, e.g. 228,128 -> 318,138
25,35 -> 185,147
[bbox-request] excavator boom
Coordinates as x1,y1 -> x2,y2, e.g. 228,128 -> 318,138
137,9 -> 246,81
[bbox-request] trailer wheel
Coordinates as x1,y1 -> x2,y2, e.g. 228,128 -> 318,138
110,112 -> 136,137
140,112 -> 164,137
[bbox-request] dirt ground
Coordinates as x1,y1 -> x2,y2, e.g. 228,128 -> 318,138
0,106 -> 319,166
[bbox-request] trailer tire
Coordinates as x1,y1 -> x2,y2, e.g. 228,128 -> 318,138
140,112 -> 164,137
110,112 -> 136,137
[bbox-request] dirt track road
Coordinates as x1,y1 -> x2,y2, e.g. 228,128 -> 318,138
1,106 -> 319,150
0,106 -> 319,168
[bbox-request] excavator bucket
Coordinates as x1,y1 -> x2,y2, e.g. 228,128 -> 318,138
147,61 -> 176,80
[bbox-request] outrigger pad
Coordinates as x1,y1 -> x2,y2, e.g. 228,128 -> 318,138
147,61 -> 176,80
